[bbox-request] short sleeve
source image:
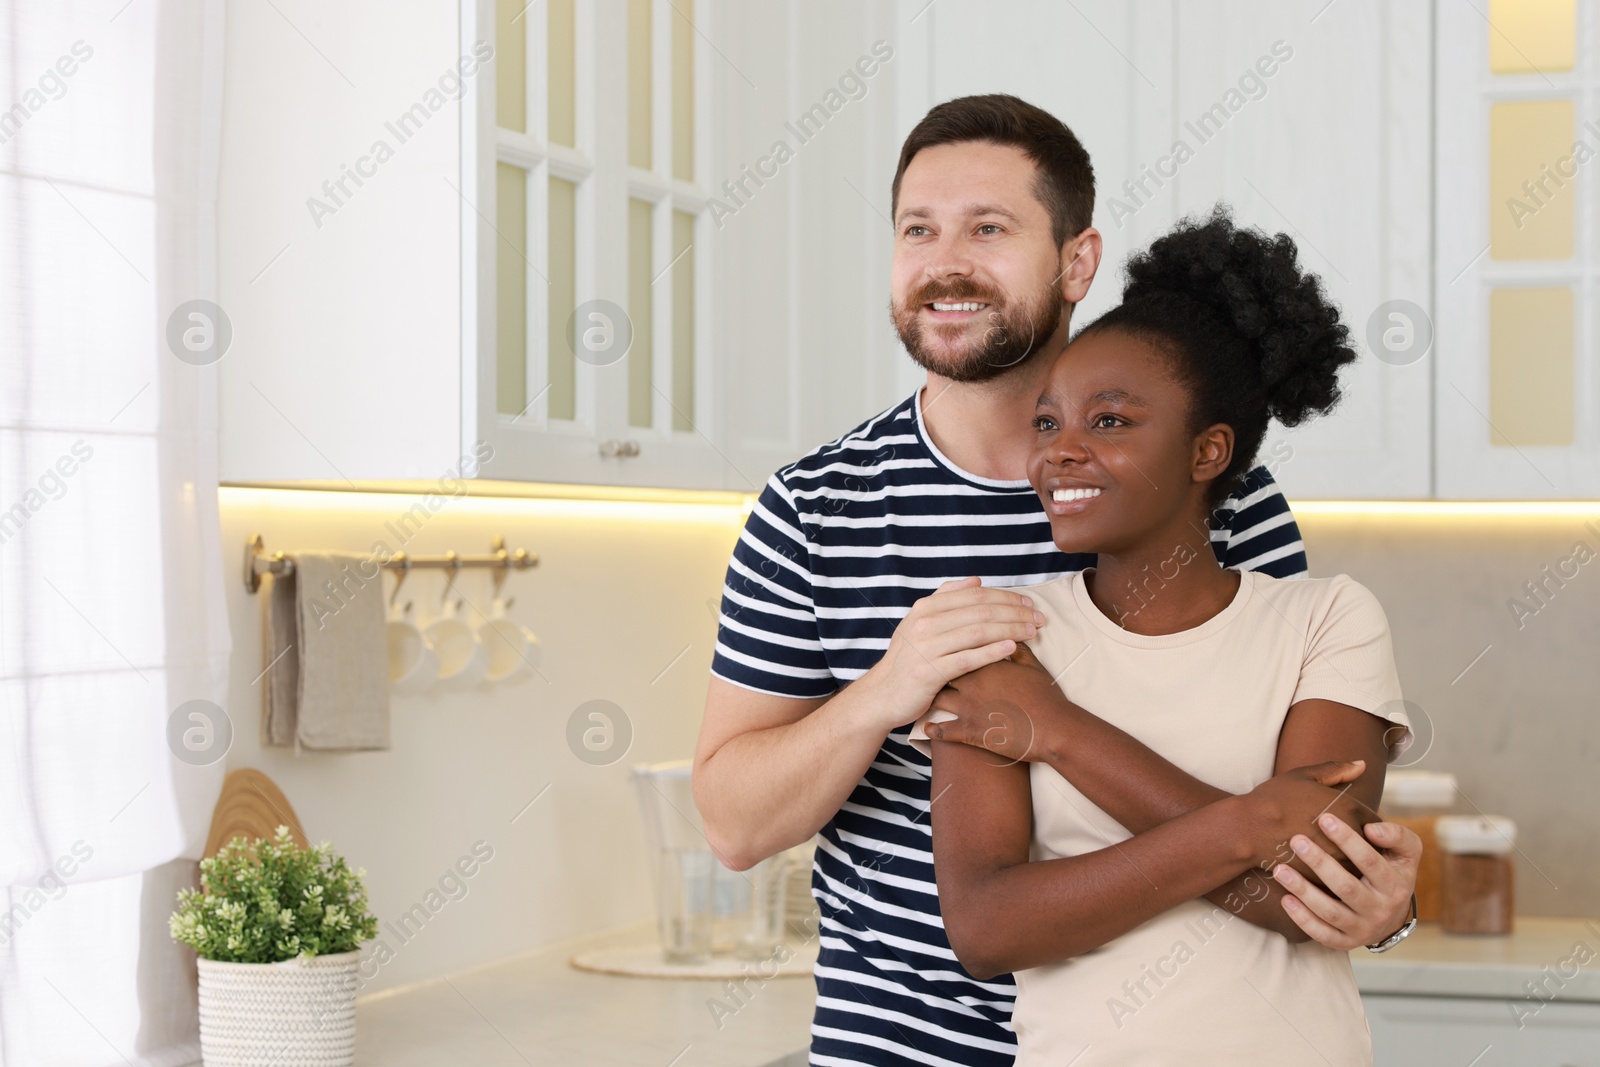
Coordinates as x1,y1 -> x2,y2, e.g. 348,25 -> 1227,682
709,474 -> 837,699
1292,575 -> 1409,738
1213,465 -> 1309,578
904,707 -> 958,759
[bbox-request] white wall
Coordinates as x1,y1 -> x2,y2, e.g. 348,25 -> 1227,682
217,488 -> 745,994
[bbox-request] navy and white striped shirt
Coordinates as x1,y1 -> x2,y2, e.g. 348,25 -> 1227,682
710,390 -> 1308,1067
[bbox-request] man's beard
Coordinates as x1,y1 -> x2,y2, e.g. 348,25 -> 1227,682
890,279 -> 1065,384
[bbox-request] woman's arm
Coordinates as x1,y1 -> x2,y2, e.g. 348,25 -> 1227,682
926,648 -> 1410,943
928,735 -> 1364,979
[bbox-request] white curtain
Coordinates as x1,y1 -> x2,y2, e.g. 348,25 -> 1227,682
0,1 -> 231,1064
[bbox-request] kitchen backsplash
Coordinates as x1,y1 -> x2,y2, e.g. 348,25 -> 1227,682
214,490 -> 1598,997
1299,507 -> 1600,917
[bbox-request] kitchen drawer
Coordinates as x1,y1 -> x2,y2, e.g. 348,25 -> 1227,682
1365,993 -> 1600,1066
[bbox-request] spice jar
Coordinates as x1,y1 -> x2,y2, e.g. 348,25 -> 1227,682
1436,815 -> 1516,935
1381,771 -> 1457,922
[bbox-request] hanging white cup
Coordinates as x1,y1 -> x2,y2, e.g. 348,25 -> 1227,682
477,603 -> 540,684
476,617 -> 540,684
387,598 -> 439,697
424,598 -> 489,690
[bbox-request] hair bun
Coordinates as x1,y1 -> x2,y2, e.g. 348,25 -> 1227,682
1120,205 -> 1356,428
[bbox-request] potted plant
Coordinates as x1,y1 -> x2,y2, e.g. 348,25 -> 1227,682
170,826 -> 378,1067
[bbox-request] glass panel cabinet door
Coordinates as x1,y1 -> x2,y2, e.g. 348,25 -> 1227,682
1436,0 -> 1594,497
472,0 -> 720,487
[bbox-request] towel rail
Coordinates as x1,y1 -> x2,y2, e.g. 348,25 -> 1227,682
243,533 -> 538,594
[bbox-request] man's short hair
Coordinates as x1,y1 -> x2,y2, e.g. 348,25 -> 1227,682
891,93 -> 1096,248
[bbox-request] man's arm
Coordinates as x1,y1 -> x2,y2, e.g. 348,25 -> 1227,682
695,577 -> 1045,870
693,678 -> 864,871
929,737 -> 1367,979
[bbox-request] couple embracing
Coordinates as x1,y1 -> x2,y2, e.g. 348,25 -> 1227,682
694,94 -> 1419,1067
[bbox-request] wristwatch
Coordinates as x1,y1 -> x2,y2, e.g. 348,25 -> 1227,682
1365,893 -> 1418,953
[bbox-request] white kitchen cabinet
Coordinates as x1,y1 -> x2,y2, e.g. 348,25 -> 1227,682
217,0 -> 903,492
904,0 -> 1435,499
1365,993 -> 1600,1066
1435,0 -> 1600,499
1140,0 -> 1435,499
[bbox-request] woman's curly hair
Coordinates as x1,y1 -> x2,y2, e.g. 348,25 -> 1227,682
1079,205 -> 1357,504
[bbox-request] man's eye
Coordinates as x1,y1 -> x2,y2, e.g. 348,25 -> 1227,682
905,225 -> 929,237
977,224 -> 1002,235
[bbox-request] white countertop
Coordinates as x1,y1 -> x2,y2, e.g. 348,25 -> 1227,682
353,917 -> 1600,1065
353,923 -> 815,1067
1352,916 -> 1600,1002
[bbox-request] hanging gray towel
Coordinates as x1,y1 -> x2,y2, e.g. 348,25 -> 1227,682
262,552 -> 391,751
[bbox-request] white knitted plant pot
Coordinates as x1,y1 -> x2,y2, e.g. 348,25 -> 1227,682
196,950 -> 361,1067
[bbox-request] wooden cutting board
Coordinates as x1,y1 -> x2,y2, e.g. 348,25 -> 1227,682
203,768 -> 309,858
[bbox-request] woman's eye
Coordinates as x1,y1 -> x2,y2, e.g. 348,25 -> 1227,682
1032,415 -> 1057,432
1093,414 -> 1122,429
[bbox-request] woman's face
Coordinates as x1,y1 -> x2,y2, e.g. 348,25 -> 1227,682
1026,327 -> 1230,557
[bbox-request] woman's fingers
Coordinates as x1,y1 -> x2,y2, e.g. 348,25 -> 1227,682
1301,759 -> 1365,788
1008,641 -> 1046,669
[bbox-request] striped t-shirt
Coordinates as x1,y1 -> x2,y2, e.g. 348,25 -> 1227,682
710,389 -> 1309,1067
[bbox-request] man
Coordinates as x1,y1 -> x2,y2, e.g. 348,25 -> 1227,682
694,94 -> 1420,1067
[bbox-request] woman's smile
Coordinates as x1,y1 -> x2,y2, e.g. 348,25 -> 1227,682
1042,481 -> 1104,515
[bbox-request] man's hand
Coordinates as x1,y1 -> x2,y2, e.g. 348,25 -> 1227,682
1272,817 -> 1423,950
865,577 -> 1045,731
924,643 -> 1068,764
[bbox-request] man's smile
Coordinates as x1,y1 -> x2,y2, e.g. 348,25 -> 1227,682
924,300 -> 992,322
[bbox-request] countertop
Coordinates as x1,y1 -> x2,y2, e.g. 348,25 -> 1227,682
353,917 -> 1600,1065
1352,915 -> 1600,1002
353,923 -> 815,1067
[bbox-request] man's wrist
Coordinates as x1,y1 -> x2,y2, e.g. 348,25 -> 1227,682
846,663 -> 926,738
1366,893 -> 1418,952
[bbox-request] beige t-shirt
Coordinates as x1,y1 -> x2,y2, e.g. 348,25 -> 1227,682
910,568 -> 1408,1067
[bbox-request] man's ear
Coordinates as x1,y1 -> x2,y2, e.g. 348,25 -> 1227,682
1057,227 -> 1103,305
1193,423 -> 1235,484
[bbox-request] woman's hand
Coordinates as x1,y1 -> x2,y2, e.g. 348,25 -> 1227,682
1239,760 -> 1377,880
1272,816 -> 1424,950
924,643 -> 1071,764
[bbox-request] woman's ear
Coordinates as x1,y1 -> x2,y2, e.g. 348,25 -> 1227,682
1192,423 -> 1234,484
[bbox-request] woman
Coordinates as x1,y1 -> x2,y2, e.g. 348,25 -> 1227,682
909,208 -> 1408,1065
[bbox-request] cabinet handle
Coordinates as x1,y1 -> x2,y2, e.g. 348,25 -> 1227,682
599,439 -> 641,459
